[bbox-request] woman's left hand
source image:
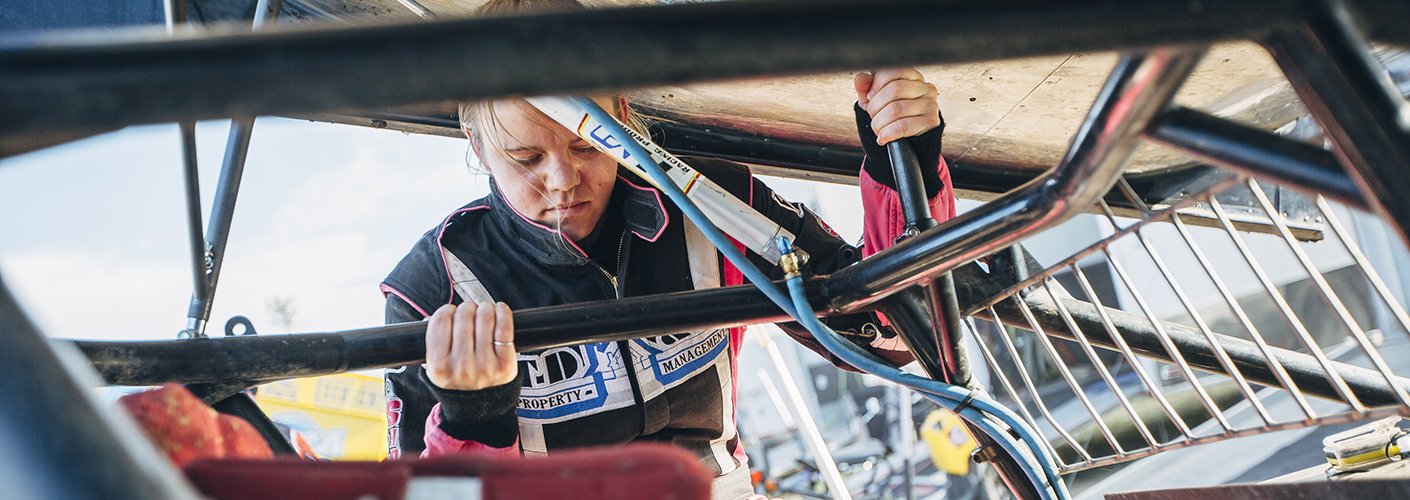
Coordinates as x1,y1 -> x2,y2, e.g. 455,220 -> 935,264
854,68 -> 943,146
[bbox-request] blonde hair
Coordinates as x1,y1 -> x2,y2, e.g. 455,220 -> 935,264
459,98 -> 650,173
459,0 -> 653,174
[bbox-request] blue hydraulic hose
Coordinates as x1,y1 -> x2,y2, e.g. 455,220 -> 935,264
783,276 -> 1055,498
571,97 -> 800,320
571,97 -> 1066,499
776,240 -> 1067,500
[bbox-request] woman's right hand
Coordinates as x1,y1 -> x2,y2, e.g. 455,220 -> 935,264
424,302 -> 519,391
854,67 -> 942,146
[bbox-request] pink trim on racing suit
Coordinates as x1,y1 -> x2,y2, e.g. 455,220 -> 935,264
500,190 -> 592,258
436,206 -> 492,305
617,174 -> 670,242
379,284 -> 430,318
722,238 -> 748,468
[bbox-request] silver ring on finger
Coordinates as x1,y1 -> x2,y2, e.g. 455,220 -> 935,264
493,341 -> 514,346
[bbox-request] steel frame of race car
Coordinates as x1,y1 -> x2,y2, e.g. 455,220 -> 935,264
3,0 -> 1410,498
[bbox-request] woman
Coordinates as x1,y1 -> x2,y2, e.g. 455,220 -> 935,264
381,4 -> 954,498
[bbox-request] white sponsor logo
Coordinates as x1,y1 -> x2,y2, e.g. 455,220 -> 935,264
658,329 -> 728,376
520,346 -> 591,388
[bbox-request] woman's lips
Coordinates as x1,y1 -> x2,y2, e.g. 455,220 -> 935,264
546,201 -> 588,218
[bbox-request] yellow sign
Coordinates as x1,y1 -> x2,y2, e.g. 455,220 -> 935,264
256,373 -> 387,461
919,408 -> 977,476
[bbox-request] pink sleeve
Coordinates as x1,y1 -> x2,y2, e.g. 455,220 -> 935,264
420,403 -> 520,459
860,155 -> 956,258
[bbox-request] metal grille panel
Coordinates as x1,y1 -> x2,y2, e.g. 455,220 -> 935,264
964,176 -> 1410,474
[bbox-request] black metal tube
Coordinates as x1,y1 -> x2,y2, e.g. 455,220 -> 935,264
879,289 -> 1033,500
79,259 -> 1410,409
184,118 -> 253,337
1263,0 -> 1410,247
312,107 -> 1320,235
886,140 -> 937,232
0,275 -> 198,500
186,380 -> 263,405
980,293 -> 1410,408
824,48 -> 1207,313
178,122 -> 207,309
923,281 -> 972,386
1,0 -> 1349,140
882,137 -> 973,388
79,278 -> 830,386
1145,105 -> 1367,210
651,120 -> 866,185
877,288 -> 949,383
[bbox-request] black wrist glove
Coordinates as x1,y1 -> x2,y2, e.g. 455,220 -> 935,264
420,369 -> 521,448
854,103 -> 946,199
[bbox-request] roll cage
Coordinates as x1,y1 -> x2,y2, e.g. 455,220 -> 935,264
3,0 -> 1410,498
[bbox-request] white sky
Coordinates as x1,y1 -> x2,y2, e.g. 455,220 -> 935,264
0,118 -> 490,340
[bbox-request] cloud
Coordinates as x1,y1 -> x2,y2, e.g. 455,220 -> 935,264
1,250 -> 189,340
0,119 -> 492,341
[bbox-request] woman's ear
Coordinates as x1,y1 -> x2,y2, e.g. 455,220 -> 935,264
464,127 -> 483,158
617,96 -> 631,123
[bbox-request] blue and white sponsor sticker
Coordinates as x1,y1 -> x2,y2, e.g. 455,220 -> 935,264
516,343 -> 610,419
634,329 -> 730,386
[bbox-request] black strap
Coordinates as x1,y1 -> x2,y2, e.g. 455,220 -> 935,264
952,390 -> 978,414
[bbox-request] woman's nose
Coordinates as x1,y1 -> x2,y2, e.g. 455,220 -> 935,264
540,154 -> 582,193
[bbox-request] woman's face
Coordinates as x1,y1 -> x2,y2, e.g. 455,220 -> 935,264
474,99 -> 620,243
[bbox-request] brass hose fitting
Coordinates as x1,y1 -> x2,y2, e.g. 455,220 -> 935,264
779,250 -> 808,280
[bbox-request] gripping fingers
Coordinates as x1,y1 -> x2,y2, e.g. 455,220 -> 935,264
876,116 -> 943,146
424,304 -> 456,386
453,301 -> 481,356
466,302 -> 516,389
868,67 -> 926,96
424,302 -> 518,391
473,301 -> 497,354
874,100 -> 943,144
491,302 -> 517,381
864,70 -> 941,145
492,302 -> 515,352
854,72 -> 877,107
868,80 -> 936,112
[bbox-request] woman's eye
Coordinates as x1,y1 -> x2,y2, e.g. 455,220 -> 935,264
511,155 -> 541,166
572,146 -> 597,154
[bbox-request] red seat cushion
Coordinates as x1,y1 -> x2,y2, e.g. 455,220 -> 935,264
184,443 -> 713,500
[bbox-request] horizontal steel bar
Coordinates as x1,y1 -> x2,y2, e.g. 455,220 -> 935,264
650,120 -> 867,185
74,278 -> 826,386
1144,105 -> 1366,210
73,260 -> 1410,413
0,0 -> 1347,141
976,291 -> 1410,408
